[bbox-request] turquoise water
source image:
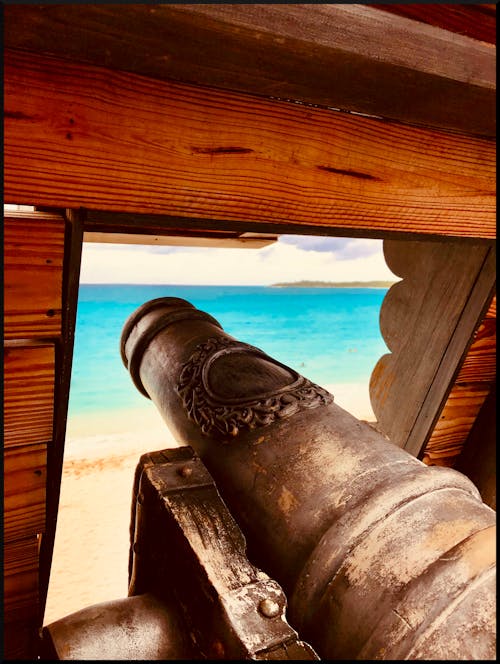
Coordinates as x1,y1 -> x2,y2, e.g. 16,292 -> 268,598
68,284 -> 389,416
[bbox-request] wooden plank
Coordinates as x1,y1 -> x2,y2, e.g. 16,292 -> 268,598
4,211 -> 65,339
369,240 -> 495,455
39,209 -> 84,626
485,295 -> 496,318
404,246 -> 496,458
3,4 -> 495,136
4,49 -> 495,240
81,208 -> 302,239
4,537 -> 39,619
83,231 -> 277,248
455,318 -> 496,384
420,383 -> 492,466
4,344 -> 55,449
371,4 -> 496,44
421,289 -> 496,468
4,443 -> 47,542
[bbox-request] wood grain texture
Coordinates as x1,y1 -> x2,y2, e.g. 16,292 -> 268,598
129,447 -> 314,659
4,49 -> 496,239
4,344 -> 55,449
369,240 -> 494,455
4,537 -> 39,619
421,383 -> 492,466
38,209 -> 84,625
371,4 -> 496,44
4,211 -> 65,339
4,443 -> 47,542
83,231 -> 277,248
3,5 -> 495,137
422,289 -> 496,467
455,318 -> 496,384
486,295 -> 496,318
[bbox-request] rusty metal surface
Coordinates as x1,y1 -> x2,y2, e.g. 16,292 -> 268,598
129,446 -> 318,660
121,296 -> 497,660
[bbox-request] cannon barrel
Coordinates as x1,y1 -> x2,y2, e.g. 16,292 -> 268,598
121,297 -> 496,660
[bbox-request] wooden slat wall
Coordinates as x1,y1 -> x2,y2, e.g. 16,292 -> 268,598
3,212 -> 65,659
4,216 -> 65,339
4,345 -> 55,448
4,443 -> 47,542
422,296 -> 496,468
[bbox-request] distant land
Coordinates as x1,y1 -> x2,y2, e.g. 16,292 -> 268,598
270,280 -> 396,288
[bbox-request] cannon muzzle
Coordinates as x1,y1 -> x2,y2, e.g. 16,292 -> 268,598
121,296 -> 496,660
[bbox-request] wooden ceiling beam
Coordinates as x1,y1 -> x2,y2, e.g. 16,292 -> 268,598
370,4 -> 496,45
4,4 -> 495,137
4,49 -> 495,240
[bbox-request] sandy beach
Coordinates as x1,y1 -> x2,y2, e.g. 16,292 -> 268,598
44,382 -> 375,625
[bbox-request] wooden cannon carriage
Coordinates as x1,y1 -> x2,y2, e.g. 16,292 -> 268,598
3,4 -> 495,659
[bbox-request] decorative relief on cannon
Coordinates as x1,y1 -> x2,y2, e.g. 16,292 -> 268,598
176,337 -> 333,438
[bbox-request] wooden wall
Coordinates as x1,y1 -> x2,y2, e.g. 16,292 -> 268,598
370,240 -> 496,469
422,296 -> 496,470
3,210 -> 82,659
4,211 -> 63,657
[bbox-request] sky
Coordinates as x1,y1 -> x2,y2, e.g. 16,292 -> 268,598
79,235 -> 396,285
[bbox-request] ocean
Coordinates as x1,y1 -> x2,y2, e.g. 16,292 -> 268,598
68,284 -> 389,421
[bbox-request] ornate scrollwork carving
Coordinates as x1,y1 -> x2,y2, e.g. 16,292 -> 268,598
176,337 -> 333,439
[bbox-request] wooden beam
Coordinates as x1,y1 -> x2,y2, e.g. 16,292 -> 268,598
38,209 -> 84,626
3,4 -> 495,136
4,49 -> 495,240
83,231 -> 277,248
370,4 -> 496,45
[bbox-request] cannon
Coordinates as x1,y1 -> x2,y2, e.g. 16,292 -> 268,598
43,296 -> 495,660
118,297 -> 496,660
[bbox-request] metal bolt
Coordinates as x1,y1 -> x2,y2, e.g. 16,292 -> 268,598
178,465 -> 193,478
258,598 -> 280,618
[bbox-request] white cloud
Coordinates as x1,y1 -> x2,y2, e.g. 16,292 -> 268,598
278,235 -> 382,259
79,236 -> 396,285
